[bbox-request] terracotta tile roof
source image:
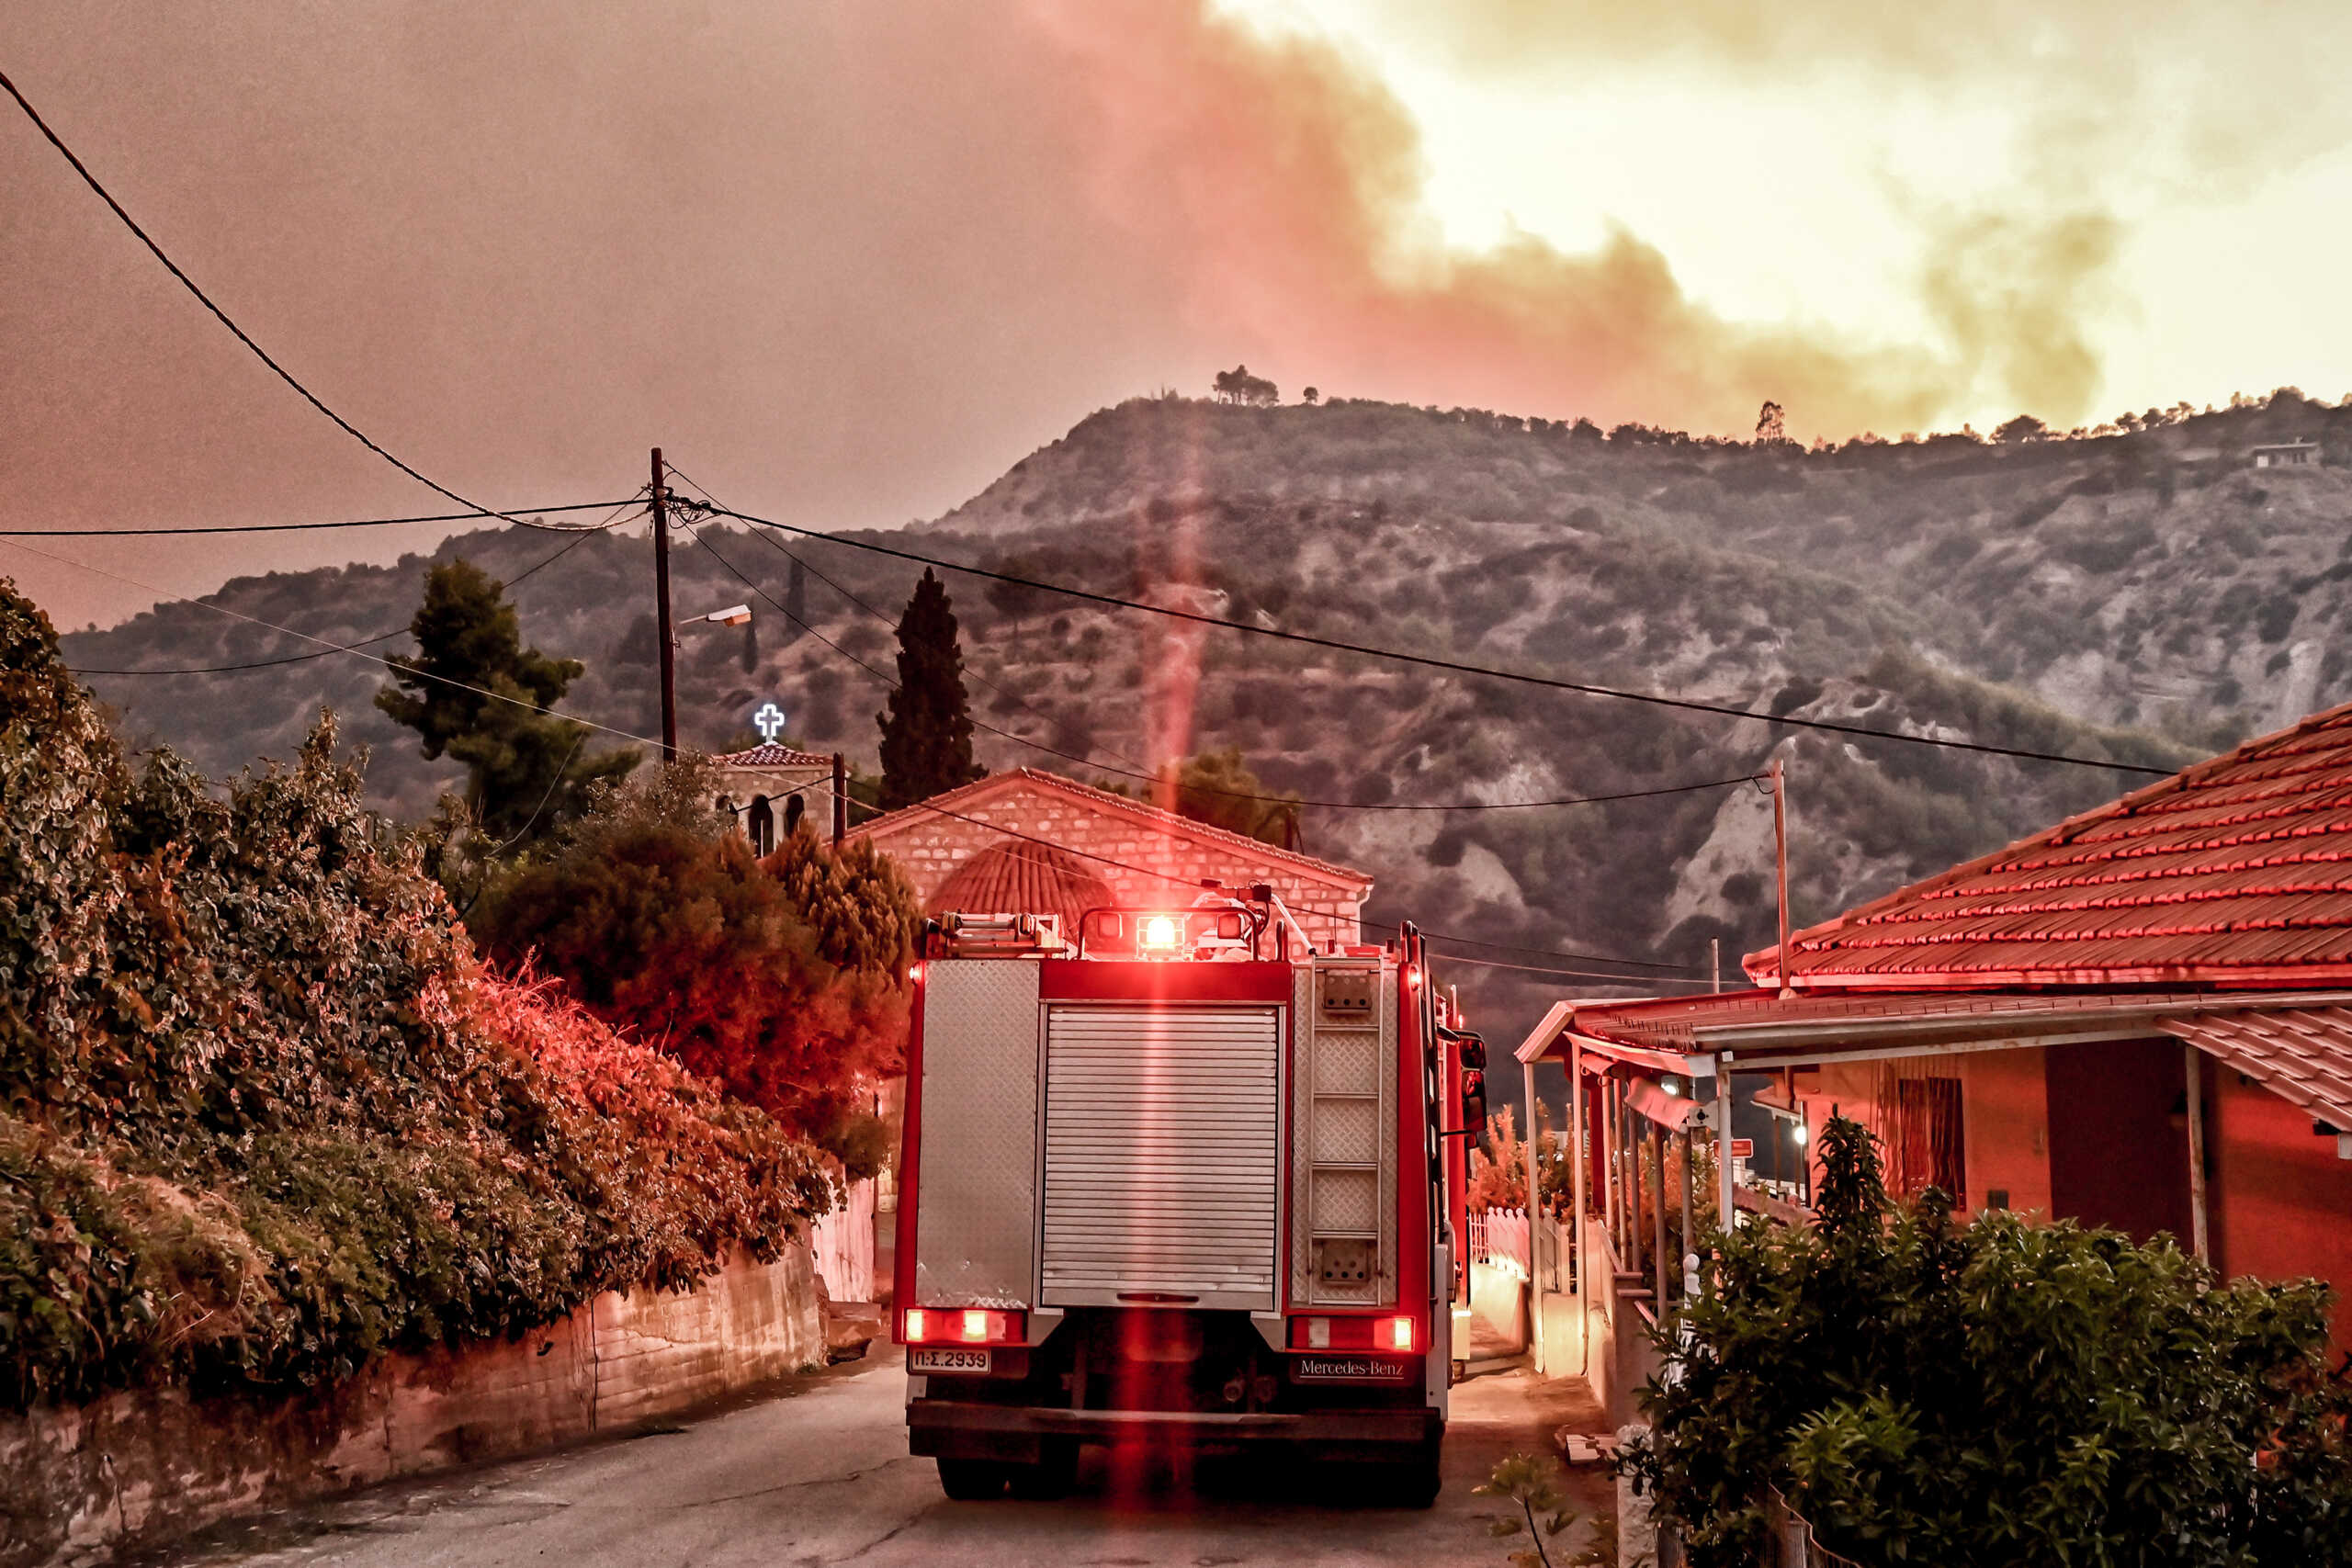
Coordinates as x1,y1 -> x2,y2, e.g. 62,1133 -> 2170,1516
843,767 -> 1373,890
718,744 -> 833,770
1747,702 -> 2352,989
930,839 -> 1114,931
2160,1008 -> 2352,1130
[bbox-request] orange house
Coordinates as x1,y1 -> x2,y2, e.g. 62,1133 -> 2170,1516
1524,702 -> 2352,1362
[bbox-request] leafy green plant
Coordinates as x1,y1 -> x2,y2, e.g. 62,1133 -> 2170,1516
1474,1452 -> 1583,1568
1634,1116 -> 2352,1566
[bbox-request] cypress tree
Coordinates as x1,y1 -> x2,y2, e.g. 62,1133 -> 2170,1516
876,569 -> 984,808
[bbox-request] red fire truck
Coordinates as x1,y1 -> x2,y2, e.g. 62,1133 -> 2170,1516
892,887 -> 1487,1504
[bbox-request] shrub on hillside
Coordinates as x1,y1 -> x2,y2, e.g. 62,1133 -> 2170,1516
0,582 -> 825,1410
471,761 -> 920,1178
1633,1118 -> 2352,1565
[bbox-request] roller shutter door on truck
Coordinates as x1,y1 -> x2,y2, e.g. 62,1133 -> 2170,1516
1039,1005 -> 1283,1312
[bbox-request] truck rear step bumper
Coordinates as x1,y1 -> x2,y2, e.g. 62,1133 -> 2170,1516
910,1399 -> 1439,1463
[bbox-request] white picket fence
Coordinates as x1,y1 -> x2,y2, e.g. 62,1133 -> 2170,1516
1468,1205 -> 1531,1278
809,1177 -> 876,1303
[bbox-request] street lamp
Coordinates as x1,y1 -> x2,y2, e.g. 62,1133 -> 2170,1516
686,604 -> 752,628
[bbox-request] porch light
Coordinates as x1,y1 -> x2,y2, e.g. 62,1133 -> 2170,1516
1791,1122 -> 1809,1146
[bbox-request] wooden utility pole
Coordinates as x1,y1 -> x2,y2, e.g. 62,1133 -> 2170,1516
2186,1045 -> 2210,1262
651,447 -> 677,758
831,752 -> 848,845
1770,757 -> 1793,998
1716,1052 -> 1736,1234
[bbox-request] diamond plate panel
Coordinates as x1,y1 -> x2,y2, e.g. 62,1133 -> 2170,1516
1291,967 -> 1314,1301
912,959 -> 1040,1307
1312,1097 -> 1379,1163
1377,977 -> 1398,1301
1314,1035 -> 1379,1096
1292,956 -> 1407,1305
1313,1168 -> 1378,1233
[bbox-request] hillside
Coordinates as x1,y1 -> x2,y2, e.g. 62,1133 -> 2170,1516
57,392 -> 2352,1040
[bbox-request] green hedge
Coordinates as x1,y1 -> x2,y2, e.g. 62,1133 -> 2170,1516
0,582 -> 827,1410
1634,1118 -> 2352,1566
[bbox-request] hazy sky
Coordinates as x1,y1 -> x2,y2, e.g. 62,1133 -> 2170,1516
6,0 -> 2349,628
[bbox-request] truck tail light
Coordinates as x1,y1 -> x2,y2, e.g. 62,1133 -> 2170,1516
1386,1315 -> 1415,1351
904,1307 -> 1022,1345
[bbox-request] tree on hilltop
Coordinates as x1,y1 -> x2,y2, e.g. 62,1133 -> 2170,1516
376,558 -> 637,843
1996,413 -> 2050,444
1213,365 -> 1280,406
876,569 -> 984,809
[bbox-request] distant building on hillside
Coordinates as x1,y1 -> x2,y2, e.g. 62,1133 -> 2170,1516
2251,440 -> 2318,468
842,767 -> 1372,951
715,743 -> 833,857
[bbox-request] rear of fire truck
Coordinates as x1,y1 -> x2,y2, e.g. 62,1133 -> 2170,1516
892,889 -> 1487,1503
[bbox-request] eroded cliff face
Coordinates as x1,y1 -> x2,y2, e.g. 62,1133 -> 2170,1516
69,392 -> 2347,1042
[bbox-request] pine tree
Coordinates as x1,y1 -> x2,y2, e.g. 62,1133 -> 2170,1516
876,569 -> 984,808
376,558 -> 637,841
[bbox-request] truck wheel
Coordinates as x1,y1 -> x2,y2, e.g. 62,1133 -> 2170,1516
1380,1438 -> 1443,1509
1007,1441 -> 1079,1499
937,1459 -> 1010,1500
1393,1450 -> 1442,1508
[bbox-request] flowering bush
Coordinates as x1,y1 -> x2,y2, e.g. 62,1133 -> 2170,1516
472,761 -> 919,1176
0,582 -> 826,1410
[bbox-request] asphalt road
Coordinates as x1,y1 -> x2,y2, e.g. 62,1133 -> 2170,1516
166,1358 -> 1612,1568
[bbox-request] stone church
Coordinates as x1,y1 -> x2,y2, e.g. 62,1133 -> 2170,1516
841,768 -> 1371,951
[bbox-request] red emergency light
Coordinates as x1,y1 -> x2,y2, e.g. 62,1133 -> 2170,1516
902,1306 -> 1023,1346
1081,908 -> 1250,959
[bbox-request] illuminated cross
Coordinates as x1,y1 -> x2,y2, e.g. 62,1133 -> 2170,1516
752,702 -> 788,743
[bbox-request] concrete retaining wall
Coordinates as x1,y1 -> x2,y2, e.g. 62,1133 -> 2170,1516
1467,1261 -> 1529,1354
2,1247 -> 821,1568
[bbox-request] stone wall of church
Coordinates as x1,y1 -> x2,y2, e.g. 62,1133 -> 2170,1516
860,786 -> 1365,951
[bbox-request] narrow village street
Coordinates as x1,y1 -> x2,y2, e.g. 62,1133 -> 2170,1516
161,1359 -> 1610,1568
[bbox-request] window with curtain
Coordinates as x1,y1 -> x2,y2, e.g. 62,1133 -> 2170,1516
1892,1077 -> 1965,1208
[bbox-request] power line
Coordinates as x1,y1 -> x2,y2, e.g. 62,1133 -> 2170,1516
837,788 -> 1705,981
28,528 -> 1696,981
72,627 -> 408,676
687,513 -> 1757,821
65,510 -> 629,675
706,504 -> 2171,777
0,499 -> 642,538
660,470 -> 1153,774
0,65 -> 579,534
7,536 -> 666,753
